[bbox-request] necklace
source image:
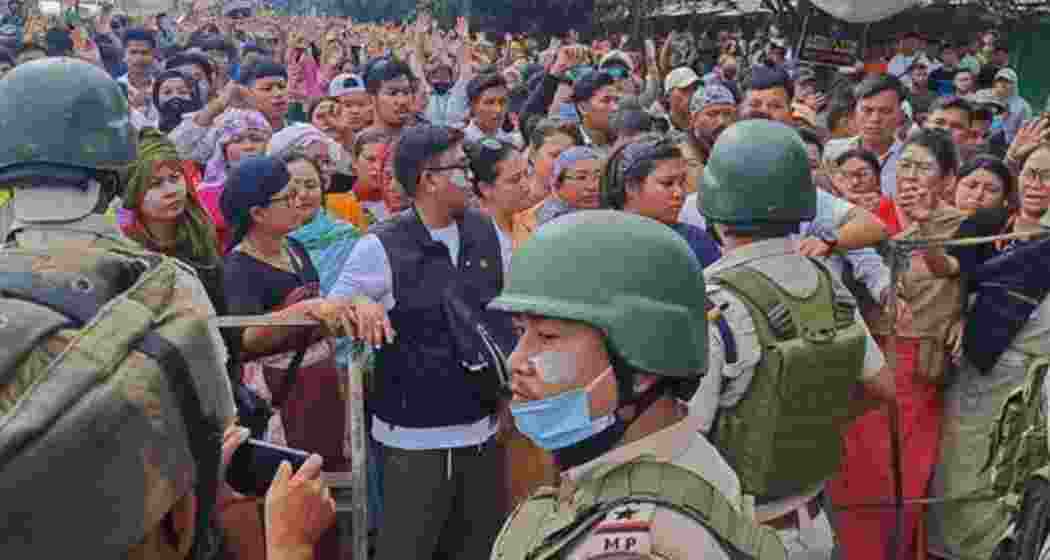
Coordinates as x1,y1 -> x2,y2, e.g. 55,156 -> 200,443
238,236 -> 294,273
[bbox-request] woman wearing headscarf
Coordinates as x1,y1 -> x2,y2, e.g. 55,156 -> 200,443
221,155 -> 357,560
534,145 -> 604,228
196,109 -> 273,250
122,129 -> 222,301
511,118 -> 582,247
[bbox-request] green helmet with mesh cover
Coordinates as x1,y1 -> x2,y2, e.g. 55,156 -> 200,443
489,210 -> 707,377
0,57 -> 136,183
701,119 -> 815,230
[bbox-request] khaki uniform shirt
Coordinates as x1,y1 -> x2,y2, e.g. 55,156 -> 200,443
530,413 -> 746,559
692,237 -> 886,522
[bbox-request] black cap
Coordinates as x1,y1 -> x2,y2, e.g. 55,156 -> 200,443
167,52 -> 214,81
571,70 -> 616,103
394,125 -> 465,197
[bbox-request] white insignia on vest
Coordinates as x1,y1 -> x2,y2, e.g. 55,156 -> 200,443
571,503 -> 655,560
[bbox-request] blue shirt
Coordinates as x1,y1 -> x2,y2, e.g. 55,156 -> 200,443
672,222 -> 722,268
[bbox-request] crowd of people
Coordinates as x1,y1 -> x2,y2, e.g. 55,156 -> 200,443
1,3 -> 1050,560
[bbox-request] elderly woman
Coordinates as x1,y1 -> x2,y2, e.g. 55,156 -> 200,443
196,109 -> 273,250
928,146 -> 1050,560
220,155 -> 356,560
601,134 -> 721,266
512,118 -> 582,246
533,146 -> 604,228
832,129 -> 967,560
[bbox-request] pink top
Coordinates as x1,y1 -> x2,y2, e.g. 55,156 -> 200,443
288,50 -> 325,101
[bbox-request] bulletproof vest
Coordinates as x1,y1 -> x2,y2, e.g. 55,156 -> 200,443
709,258 -> 866,501
490,460 -> 786,560
984,357 -> 1050,501
371,207 -> 514,428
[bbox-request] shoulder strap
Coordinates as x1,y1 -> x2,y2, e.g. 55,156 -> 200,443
530,460 -> 786,560
712,260 -> 839,344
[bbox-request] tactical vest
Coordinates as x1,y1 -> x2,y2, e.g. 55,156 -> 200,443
490,459 -> 786,560
709,260 -> 866,501
984,356 -> 1050,502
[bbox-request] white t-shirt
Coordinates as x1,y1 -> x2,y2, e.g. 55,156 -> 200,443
494,219 -> 513,277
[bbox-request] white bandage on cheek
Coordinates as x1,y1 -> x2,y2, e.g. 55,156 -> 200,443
529,351 -> 578,385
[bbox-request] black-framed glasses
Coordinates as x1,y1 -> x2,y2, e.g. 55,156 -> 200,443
268,185 -> 321,208
425,162 -> 472,174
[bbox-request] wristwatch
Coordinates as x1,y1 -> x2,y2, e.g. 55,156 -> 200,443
816,229 -> 839,251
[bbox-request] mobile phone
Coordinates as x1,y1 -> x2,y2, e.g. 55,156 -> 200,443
226,438 -> 311,496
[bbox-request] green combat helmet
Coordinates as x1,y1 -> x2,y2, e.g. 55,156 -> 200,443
489,210 -> 707,379
0,57 -> 136,183
701,119 -> 815,230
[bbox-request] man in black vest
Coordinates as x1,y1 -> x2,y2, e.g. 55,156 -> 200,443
330,124 -> 513,560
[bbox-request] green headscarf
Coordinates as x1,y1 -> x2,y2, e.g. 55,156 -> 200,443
123,128 -> 220,265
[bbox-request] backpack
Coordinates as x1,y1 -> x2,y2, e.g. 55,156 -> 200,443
0,245 -> 226,559
983,357 -> 1050,501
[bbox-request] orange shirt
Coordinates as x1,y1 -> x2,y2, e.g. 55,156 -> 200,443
326,192 -> 372,232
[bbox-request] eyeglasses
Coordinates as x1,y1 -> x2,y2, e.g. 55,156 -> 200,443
562,172 -> 602,183
230,131 -> 271,144
269,184 -> 321,207
897,159 -> 938,177
836,168 -> 876,183
425,162 -> 473,181
1023,168 -> 1050,185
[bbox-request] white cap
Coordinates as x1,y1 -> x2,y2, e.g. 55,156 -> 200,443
329,73 -> 365,97
994,68 -> 1018,84
664,67 -> 701,92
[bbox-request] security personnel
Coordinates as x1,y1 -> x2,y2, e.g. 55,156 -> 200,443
488,210 -> 786,560
0,58 -> 339,560
691,120 -> 895,558
0,57 -> 235,558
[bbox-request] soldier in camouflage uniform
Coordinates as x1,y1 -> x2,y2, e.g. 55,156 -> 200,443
0,58 -> 336,560
488,210 -> 786,560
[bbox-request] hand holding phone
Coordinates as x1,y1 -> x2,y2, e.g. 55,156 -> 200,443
227,438 -> 311,496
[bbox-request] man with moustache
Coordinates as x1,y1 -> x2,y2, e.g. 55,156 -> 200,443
329,124 -> 514,560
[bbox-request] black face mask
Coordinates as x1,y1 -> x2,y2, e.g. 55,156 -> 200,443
158,96 -> 202,133
431,81 -> 453,95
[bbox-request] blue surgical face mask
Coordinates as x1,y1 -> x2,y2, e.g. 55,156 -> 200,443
510,364 -> 616,451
